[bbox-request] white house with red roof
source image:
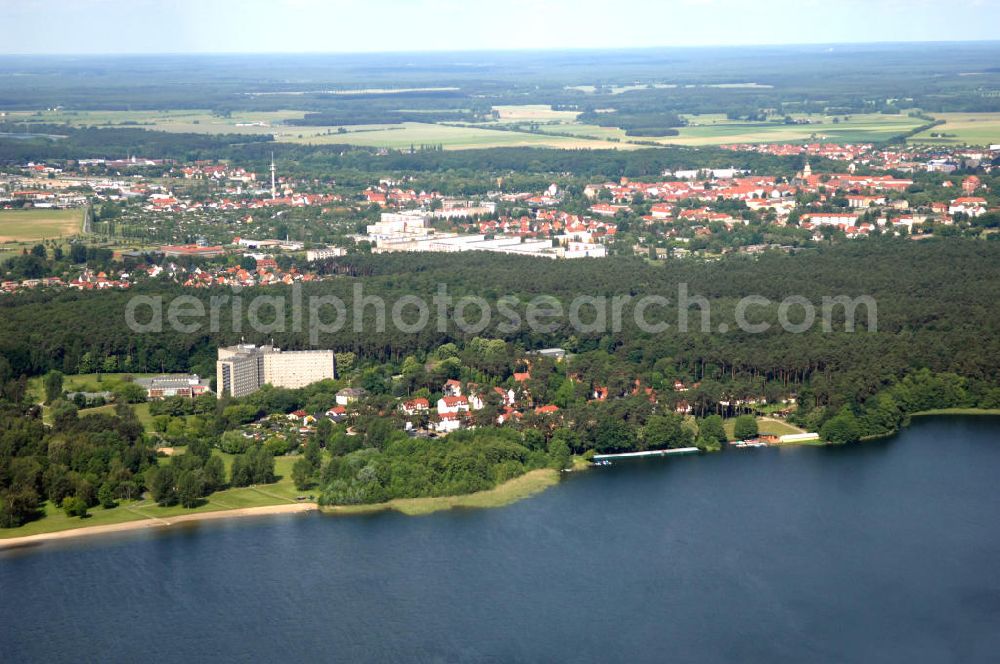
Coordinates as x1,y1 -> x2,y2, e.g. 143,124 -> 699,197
949,197 -> 988,217
437,395 -> 470,415
400,397 -> 430,416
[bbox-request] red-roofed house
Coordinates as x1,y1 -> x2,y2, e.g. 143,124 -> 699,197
400,398 -> 430,415
437,395 -> 470,415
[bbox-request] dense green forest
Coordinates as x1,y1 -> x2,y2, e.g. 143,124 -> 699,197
1,239 -> 998,411
233,143 -> 812,182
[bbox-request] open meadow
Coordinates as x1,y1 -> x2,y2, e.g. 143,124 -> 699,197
0,208 -> 84,242
908,112 -> 1000,145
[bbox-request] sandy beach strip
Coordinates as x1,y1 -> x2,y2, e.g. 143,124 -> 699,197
0,503 -> 318,550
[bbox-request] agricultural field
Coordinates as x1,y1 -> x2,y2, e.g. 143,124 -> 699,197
6,108 -> 309,138
283,121 -> 628,150
909,112 -> 1000,145
650,112 -> 926,146
490,105 -> 581,123
505,108 -> 926,146
3,106 -> 939,150
0,208 -> 84,242
5,108 -> 631,150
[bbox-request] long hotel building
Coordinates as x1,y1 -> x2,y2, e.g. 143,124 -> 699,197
216,344 -> 336,398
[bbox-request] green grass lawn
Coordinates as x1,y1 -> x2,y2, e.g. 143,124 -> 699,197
0,208 -> 84,242
0,499 -> 154,538
30,372 -> 159,397
723,416 -> 806,440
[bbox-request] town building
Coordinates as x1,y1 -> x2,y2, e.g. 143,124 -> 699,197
305,247 -> 347,262
216,344 -> 336,398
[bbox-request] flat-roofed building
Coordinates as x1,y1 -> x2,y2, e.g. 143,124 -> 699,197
216,344 -> 336,398
136,374 -> 212,399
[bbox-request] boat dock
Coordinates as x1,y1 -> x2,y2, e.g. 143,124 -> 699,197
592,447 -> 700,461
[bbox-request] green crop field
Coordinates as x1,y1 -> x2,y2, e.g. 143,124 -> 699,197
0,208 -> 84,242
909,112 -> 1000,145
649,113 -> 925,146
502,108 -> 925,146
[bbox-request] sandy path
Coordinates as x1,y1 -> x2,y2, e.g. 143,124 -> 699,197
0,503 -> 317,550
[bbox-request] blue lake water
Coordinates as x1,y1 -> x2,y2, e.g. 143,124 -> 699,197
2,416 -> 999,663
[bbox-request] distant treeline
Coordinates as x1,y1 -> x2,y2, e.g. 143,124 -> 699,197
0,124 -> 271,162
577,110 -> 685,137
226,143 -> 812,181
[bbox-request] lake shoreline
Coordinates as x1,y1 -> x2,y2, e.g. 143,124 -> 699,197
0,469 -> 563,550
7,411 -> 997,549
0,503 -> 317,551
321,468 -> 561,517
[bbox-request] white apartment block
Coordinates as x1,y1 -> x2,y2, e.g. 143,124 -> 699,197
305,247 -> 346,262
217,344 -> 336,398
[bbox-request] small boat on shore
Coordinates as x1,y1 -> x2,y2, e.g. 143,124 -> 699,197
730,439 -> 768,448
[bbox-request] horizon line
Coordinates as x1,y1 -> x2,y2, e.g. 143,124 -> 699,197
2,38 -> 1000,58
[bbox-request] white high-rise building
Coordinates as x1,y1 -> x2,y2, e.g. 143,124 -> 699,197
216,344 -> 336,398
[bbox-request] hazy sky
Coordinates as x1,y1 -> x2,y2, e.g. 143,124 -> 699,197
2,0 -> 999,54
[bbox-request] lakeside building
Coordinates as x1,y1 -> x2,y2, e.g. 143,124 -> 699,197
216,344 -> 336,398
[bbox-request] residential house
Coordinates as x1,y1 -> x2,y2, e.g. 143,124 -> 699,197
336,387 -> 367,406
437,395 -> 470,415
400,397 -> 430,416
